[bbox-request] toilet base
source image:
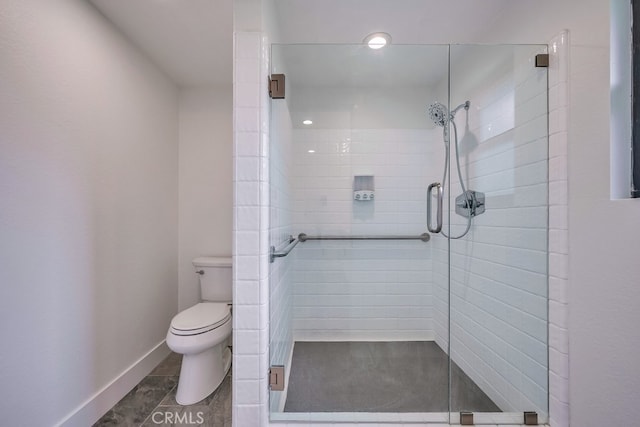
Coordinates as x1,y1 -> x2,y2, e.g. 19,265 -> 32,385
175,344 -> 232,405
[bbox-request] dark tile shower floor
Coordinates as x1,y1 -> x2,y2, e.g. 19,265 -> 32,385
284,341 -> 500,413
94,352 -> 231,427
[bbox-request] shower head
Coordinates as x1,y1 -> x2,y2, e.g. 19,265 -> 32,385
428,101 -> 471,127
428,102 -> 449,127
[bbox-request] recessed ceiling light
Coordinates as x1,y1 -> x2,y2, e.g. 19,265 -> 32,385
364,32 -> 391,49
308,150 -> 316,153
303,119 -> 313,125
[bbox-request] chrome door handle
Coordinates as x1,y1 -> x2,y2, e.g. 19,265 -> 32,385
427,182 -> 443,233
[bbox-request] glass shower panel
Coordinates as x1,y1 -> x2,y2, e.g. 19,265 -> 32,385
447,44 -> 549,425
268,43 -> 451,423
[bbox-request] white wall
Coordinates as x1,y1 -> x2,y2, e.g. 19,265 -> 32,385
179,88 -> 233,310
232,29 -> 272,426
291,127 -> 438,341
0,1 -> 179,426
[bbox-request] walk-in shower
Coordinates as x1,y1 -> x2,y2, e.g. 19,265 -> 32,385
268,43 -> 549,425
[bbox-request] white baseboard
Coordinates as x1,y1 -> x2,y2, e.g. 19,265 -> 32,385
55,340 -> 171,427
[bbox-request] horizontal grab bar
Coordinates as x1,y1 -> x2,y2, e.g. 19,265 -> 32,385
270,232 -> 430,263
297,233 -> 430,242
269,236 -> 299,263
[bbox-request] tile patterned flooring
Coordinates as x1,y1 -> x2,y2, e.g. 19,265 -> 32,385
94,352 -> 231,427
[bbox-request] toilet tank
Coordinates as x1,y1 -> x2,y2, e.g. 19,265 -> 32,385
193,256 -> 232,302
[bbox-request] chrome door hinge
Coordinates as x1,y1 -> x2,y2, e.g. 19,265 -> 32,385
269,365 -> 285,391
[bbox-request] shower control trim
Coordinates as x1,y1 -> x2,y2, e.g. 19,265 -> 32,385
427,182 -> 443,233
455,190 -> 486,218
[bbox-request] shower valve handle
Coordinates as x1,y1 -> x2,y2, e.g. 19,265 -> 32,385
427,182 -> 443,234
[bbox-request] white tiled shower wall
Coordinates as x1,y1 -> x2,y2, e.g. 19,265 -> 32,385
233,32 -> 271,425
233,30 -> 570,427
291,128 -> 441,341
433,45 -> 550,416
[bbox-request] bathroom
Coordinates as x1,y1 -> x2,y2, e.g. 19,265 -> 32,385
1,1 -> 639,427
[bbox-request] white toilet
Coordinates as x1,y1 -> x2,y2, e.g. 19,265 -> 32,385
166,256 -> 232,405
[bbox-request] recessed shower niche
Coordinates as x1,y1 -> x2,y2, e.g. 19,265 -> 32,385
268,43 -> 549,425
353,175 -> 374,201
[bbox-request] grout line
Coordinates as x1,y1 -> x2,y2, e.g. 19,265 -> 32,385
138,380 -> 179,427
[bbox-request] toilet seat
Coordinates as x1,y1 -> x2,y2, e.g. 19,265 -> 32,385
170,302 -> 231,336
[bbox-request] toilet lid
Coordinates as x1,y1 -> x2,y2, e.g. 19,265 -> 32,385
170,302 -> 231,334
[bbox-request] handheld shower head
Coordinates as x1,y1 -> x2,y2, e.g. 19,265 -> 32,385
428,101 -> 470,127
428,102 -> 448,127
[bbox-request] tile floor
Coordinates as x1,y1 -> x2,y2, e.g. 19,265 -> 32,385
284,341 -> 500,413
96,341 -> 498,426
94,352 -> 231,427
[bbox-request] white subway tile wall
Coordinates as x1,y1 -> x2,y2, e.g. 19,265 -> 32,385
291,128 -> 440,341
433,45 -> 550,418
233,31 -> 270,427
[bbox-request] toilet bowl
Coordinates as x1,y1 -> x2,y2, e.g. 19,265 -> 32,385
166,256 -> 233,405
167,302 -> 232,405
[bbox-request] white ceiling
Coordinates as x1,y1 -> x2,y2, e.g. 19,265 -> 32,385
274,44 -> 449,88
89,0 -> 232,88
270,0 -> 514,45
87,0 -> 513,88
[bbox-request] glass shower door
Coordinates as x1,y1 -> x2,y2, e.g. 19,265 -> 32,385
268,43 -> 452,423
446,44 -> 549,425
